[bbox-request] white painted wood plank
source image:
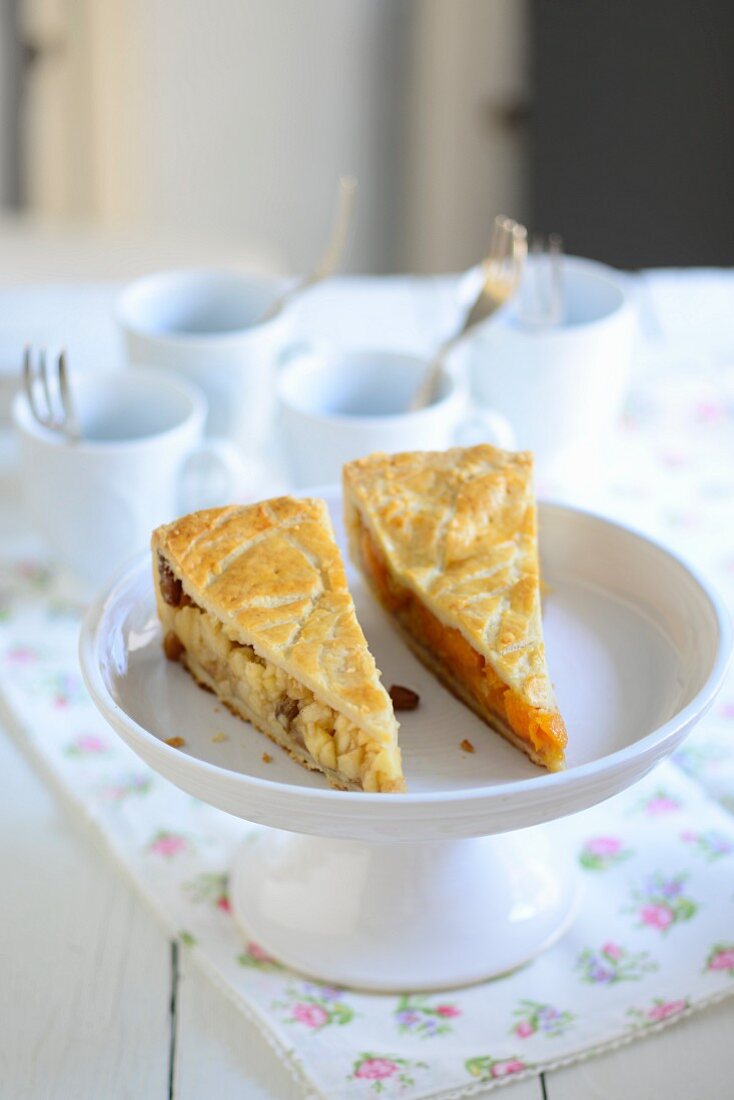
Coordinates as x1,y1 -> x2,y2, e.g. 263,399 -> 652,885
544,997 -> 734,1100
174,953 -> 305,1100
0,722 -> 171,1100
174,951 -> 545,1100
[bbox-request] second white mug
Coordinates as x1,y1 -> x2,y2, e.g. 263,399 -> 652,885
116,268 -> 291,453
276,347 -> 515,487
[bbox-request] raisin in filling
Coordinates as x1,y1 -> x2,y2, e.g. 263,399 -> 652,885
158,554 -> 199,611
276,695 -> 300,728
158,554 -> 183,607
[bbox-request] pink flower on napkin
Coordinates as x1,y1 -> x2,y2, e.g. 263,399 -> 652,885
640,904 -> 674,931
355,1057 -> 399,1080
77,733 -> 106,753
587,837 -> 621,856
627,997 -> 690,1028
589,840 -> 616,858
5,646 -> 36,664
708,947 -> 734,973
579,836 -> 632,871
248,942 -> 273,962
627,874 -> 696,934
292,1002 -> 329,1029
236,941 -> 283,971
491,1059 -> 526,1078
65,732 -> 109,757
148,831 -> 188,858
695,400 -> 725,423
602,942 -> 622,960
79,733 -> 106,752
645,795 -> 680,815
648,999 -> 687,1022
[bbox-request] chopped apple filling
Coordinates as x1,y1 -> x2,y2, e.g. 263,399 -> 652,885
155,563 -> 395,791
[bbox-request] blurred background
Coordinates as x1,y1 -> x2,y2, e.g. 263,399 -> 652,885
1,0 -> 733,278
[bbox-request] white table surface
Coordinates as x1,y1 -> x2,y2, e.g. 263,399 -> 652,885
1,246 -> 734,1099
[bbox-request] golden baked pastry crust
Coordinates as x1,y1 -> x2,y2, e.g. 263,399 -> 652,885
152,498 -> 404,792
343,446 -> 567,770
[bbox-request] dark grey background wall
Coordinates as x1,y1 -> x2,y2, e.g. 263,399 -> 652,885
531,0 -> 734,269
0,0 -> 21,207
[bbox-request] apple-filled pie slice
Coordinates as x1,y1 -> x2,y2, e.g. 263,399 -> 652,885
343,446 -> 567,771
152,497 -> 405,792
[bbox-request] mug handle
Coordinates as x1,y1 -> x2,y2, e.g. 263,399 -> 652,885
178,437 -> 251,512
277,339 -> 315,370
453,395 -> 517,450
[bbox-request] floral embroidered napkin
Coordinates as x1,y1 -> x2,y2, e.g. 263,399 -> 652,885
1,354 -> 734,1099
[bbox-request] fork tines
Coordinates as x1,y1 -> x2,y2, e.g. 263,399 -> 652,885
23,346 -> 80,441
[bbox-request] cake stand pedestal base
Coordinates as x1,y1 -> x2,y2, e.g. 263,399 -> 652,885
230,825 -> 579,992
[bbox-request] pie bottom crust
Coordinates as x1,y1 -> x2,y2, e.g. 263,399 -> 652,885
389,609 -> 564,772
178,648 -> 363,792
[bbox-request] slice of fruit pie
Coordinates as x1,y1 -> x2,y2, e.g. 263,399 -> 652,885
343,445 -> 568,771
152,497 -> 405,792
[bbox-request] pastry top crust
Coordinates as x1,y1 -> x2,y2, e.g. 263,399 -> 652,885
152,497 -> 399,746
343,445 -> 559,712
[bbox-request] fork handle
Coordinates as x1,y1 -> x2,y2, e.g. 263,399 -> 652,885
408,344 -> 452,412
410,287 -> 513,412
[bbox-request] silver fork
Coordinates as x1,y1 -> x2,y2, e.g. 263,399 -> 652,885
22,346 -> 81,442
410,215 -> 528,411
516,232 -> 564,329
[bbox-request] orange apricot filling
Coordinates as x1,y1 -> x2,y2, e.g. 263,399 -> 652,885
358,524 -> 566,765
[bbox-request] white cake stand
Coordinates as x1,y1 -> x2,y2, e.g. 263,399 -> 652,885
79,498 -> 731,992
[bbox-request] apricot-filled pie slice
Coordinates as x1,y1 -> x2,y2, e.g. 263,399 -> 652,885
152,498 -> 405,792
343,446 -> 567,771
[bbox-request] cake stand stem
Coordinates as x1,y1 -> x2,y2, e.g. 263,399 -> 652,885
230,824 -> 579,992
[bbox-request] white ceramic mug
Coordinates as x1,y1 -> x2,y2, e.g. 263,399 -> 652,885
116,269 -> 291,452
13,368 -> 246,588
276,347 -> 515,487
465,258 -> 636,487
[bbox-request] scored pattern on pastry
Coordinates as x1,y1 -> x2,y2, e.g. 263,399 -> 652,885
153,497 -> 405,793
343,445 -> 567,770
